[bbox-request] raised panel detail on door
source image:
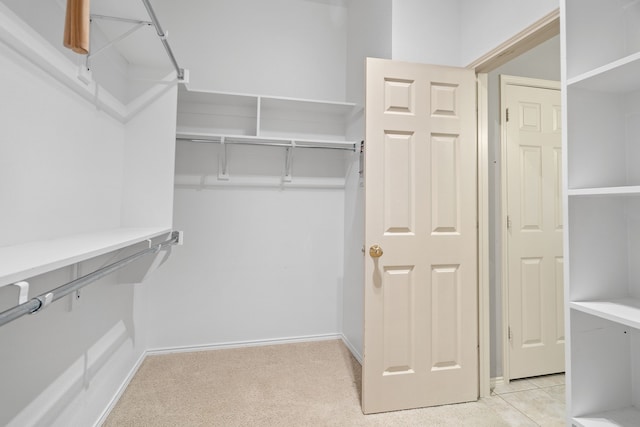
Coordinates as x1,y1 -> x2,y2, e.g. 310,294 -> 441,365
554,148 -> 563,230
520,146 -> 543,231
520,102 -> 541,131
431,134 -> 459,234
383,266 -> 415,374
521,257 -> 543,347
431,83 -> 458,116
431,265 -> 461,370
555,257 -> 565,343
384,132 -> 414,234
384,78 -> 415,115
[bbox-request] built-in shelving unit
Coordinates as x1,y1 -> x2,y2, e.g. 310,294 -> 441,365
177,86 -> 359,145
175,86 -> 360,186
564,0 -> 640,424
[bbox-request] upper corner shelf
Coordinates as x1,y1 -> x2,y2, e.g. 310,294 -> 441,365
176,86 -> 360,143
567,51 -> 640,93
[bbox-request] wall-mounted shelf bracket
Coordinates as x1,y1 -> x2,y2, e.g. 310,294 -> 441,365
284,141 -> 295,182
219,137 -> 229,180
85,15 -> 152,73
1,281 -> 30,306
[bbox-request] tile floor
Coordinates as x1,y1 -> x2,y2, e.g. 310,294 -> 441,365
490,373 -> 566,426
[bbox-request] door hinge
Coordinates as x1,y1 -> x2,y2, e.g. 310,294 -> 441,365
507,215 -> 512,230
508,326 -> 512,341
506,108 -> 509,122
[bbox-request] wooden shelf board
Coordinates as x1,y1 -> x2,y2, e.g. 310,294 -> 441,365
568,186 -> 640,196
568,51 -> 640,93
573,406 -> 640,426
0,227 -> 171,287
570,299 -> 640,330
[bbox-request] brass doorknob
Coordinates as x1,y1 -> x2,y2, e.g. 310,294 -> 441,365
369,244 -> 383,258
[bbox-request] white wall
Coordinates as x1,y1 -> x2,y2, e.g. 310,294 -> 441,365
459,0 -> 559,66
487,35 -> 560,378
146,185 -> 345,349
153,0 -> 348,101
0,3 -> 177,425
141,0 -> 352,351
346,0 -> 392,105
341,0 -> 390,361
391,0 -> 461,66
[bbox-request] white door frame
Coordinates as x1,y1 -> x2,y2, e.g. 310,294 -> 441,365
468,8 -> 559,395
499,75 -> 561,383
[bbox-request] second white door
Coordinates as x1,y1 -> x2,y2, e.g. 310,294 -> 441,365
502,76 -> 564,380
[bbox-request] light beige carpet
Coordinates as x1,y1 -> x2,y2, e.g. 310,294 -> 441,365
104,340 -> 537,426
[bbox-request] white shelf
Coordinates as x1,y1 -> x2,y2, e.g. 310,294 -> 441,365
568,186 -> 640,197
573,406 -> 640,426
0,227 -> 172,287
567,52 -> 640,93
570,299 -> 640,331
177,87 -> 359,142
176,131 -> 357,151
178,86 -> 358,111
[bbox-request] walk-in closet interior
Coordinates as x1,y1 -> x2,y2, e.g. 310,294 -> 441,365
3,0 -> 628,425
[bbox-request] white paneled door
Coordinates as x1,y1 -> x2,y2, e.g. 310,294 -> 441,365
503,78 -> 564,380
363,58 -> 478,414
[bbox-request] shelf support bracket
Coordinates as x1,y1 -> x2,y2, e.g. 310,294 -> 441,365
284,141 -> 295,182
0,281 -> 30,306
219,137 -> 229,180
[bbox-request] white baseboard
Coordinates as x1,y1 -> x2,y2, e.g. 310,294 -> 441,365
146,333 -> 342,355
491,376 -> 505,389
94,351 -> 147,427
340,334 -> 363,364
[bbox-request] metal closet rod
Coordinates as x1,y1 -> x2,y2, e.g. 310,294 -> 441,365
0,232 -> 180,328
141,0 -> 185,81
177,137 -> 357,152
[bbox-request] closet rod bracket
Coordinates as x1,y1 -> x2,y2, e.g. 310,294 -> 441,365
219,137 -> 229,180
284,141 -> 295,182
32,292 -> 53,315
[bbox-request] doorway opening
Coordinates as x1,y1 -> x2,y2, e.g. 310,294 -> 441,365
472,9 -> 563,391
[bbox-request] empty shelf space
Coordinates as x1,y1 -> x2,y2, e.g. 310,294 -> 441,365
0,227 -> 172,287
568,186 -> 640,196
573,406 -> 640,426
570,299 -> 640,330
568,51 -> 640,93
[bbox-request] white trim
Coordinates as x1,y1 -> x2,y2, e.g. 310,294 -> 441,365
340,334 -> 363,364
467,9 -> 560,73
499,75 -> 561,383
146,333 -> 342,355
490,376 -> 505,390
93,351 -> 147,427
477,73 -> 491,398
